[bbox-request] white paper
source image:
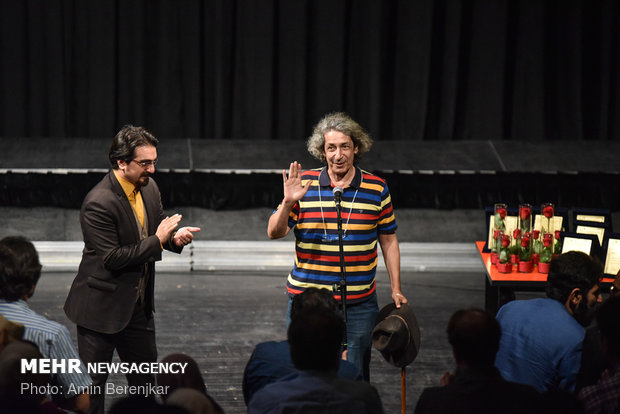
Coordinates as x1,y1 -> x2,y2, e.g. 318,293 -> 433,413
561,237 -> 593,255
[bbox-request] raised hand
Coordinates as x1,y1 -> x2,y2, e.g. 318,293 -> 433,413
283,161 -> 310,204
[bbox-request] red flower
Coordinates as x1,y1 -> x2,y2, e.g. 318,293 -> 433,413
520,207 -> 531,221
521,237 -> 530,248
502,235 -> 510,247
513,229 -> 522,239
555,230 -> 561,240
533,230 -> 540,239
498,208 -> 507,219
543,206 -> 554,218
493,230 -> 500,239
543,233 -> 553,247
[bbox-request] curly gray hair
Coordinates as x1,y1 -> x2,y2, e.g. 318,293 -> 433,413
306,112 -> 373,163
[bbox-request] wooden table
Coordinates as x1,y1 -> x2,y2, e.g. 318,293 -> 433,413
476,241 -> 613,313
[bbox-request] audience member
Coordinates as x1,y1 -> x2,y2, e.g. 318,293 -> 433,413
415,308 -> 541,414
578,296 -> 620,414
243,287 -> 361,404
157,353 -> 223,412
108,395 -> 188,414
166,388 -> 224,414
494,251 -> 602,392
576,270 -> 620,391
0,339 -> 65,413
248,307 -> 384,413
158,353 -> 208,400
0,236 -> 91,412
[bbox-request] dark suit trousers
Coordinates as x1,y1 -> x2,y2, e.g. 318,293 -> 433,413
77,300 -> 157,414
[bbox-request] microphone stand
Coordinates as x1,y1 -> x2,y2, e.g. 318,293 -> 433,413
334,197 -> 348,351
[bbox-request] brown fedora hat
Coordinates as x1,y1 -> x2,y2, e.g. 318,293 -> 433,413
372,303 -> 421,368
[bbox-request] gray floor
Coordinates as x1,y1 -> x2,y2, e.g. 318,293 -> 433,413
30,267 -> 491,413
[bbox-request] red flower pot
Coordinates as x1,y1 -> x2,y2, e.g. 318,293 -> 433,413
491,253 -> 498,265
510,254 -> 520,264
518,261 -> 533,273
532,254 -> 540,265
538,262 -> 550,274
497,262 -> 512,273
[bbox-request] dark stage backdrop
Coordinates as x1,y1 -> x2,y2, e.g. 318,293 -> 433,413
1,0 -> 618,141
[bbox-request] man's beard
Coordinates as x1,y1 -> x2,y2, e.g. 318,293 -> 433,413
137,175 -> 150,188
572,298 -> 598,327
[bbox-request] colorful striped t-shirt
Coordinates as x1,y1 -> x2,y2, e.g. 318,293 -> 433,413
283,166 -> 397,304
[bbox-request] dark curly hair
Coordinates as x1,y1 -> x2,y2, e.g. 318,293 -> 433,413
109,125 -> 159,169
307,112 -> 372,164
546,251 -> 602,304
0,237 -> 42,301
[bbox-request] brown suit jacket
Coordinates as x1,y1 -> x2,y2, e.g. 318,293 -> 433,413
64,171 -> 182,334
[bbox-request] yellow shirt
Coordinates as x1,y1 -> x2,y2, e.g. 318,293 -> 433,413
113,170 -> 145,227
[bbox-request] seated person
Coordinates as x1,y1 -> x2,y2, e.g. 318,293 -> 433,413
0,236 -> 91,413
578,296 -> 620,414
415,308 -> 541,414
0,339 -> 65,413
166,388 -> 224,414
157,352 -> 223,412
494,251 -> 602,392
576,269 -> 620,391
247,307 -> 384,413
243,287 -> 361,404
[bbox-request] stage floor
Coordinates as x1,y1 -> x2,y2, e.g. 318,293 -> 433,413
29,267 -> 511,413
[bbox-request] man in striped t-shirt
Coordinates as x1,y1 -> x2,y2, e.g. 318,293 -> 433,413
268,112 -> 408,380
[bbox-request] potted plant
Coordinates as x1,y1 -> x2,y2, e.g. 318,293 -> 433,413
538,233 -> 554,273
491,204 -> 507,264
497,234 -> 513,273
518,233 -> 533,272
517,204 -> 533,272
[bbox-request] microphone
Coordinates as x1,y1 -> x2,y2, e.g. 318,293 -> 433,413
333,187 -> 343,208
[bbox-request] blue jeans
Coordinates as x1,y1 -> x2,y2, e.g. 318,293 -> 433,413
286,292 -> 379,381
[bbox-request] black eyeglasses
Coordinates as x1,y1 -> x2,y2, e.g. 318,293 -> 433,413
132,159 -> 158,168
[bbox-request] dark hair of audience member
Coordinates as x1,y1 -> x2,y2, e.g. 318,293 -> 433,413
166,388 -> 225,414
597,295 -> 620,359
0,340 -> 52,410
109,125 -> 159,168
157,353 -> 207,401
0,237 -> 42,301
289,308 -> 345,372
447,308 -> 501,368
109,395 -> 188,414
546,251 -> 602,304
290,287 -> 338,321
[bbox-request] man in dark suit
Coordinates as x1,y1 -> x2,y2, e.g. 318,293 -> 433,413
415,308 -> 541,414
64,125 -> 200,414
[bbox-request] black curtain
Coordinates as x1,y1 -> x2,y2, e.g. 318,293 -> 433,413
0,0 -> 618,141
